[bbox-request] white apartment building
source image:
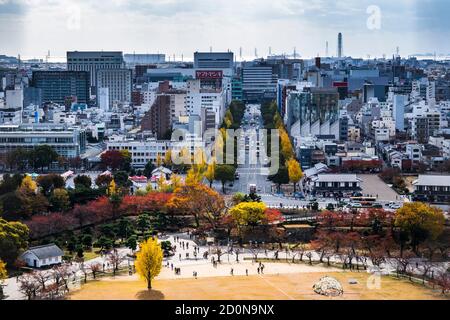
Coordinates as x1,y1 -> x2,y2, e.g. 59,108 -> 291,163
106,136 -> 170,168
406,144 -> 423,162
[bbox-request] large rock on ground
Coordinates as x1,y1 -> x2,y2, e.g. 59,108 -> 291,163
313,276 -> 344,297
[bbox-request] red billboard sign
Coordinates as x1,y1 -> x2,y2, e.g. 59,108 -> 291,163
196,70 -> 223,79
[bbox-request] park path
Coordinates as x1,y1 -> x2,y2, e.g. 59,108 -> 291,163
3,232 -> 449,299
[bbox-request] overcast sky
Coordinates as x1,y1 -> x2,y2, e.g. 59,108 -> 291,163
1,0 -> 449,61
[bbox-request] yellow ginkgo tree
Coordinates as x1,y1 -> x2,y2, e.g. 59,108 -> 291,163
135,237 -> 163,290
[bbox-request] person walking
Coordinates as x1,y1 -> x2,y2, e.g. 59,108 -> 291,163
230,268 -> 234,276
246,269 -> 248,276
257,267 -> 260,274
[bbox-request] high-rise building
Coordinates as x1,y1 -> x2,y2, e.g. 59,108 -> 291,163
31,71 -> 90,105
241,64 -> 277,103
286,87 -> 340,139
337,32 -> 343,58
141,95 -> 172,139
67,51 -> 124,94
96,69 -> 132,109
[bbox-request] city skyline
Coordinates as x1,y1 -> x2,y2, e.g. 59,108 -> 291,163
1,0 -> 450,60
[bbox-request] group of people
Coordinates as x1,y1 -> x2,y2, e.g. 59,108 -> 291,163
257,262 -> 265,274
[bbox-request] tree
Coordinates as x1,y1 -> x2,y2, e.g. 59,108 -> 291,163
107,249 -> 125,276
21,175 -> 37,191
168,184 -> 224,228
268,166 -> 289,193
286,158 -> 303,193
52,264 -> 71,293
0,218 -> 29,264
0,192 -> 24,221
116,217 -> 133,240
3,148 -> 28,171
15,176 -> 49,219
119,150 -> 132,171
223,109 -> 234,129
113,171 -> 130,188
434,272 -> 450,295
74,175 -> 92,189
279,129 -> 294,161
137,213 -> 152,234
0,259 -> 7,300
204,161 -> 216,188
81,234 -> 93,249
395,202 -> 445,253
95,174 -> 113,188
49,188 -> 70,212
126,235 -> 138,252
135,237 -> 163,289
164,150 -> 173,168
29,145 -> 58,171
95,236 -> 113,251
18,273 -> 40,300
89,263 -> 102,279
101,150 -> 125,171
143,161 -> 155,178
36,174 -> 65,195
229,202 -> 267,229
214,164 -> 236,193
0,173 -> 24,195
69,156 -> 82,169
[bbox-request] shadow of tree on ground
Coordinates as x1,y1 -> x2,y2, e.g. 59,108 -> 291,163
135,289 -> 165,300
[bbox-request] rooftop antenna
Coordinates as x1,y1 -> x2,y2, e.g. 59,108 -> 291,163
293,47 -> 297,59
239,47 -> 242,60
326,41 -> 329,57
396,46 -> 400,57
210,46 -> 212,53
269,46 -> 272,56
254,48 -> 258,58
181,54 -> 184,62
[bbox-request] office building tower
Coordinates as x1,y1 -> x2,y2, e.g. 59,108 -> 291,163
31,71 -> 90,105
241,65 -> 277,103
67,51 -> 124,94
96,69 -> 132,110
